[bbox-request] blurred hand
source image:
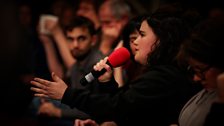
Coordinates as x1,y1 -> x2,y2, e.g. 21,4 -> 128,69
75,119 -> 99,126
39,16 -> 60,35
30,72 -> 68,100
36,21 -> 53,45
44,19 -> 60,34
38,98 -> 61,118
93,57 -> 113,83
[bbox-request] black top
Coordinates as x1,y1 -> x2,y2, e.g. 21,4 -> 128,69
204,103 -> 224,126
62,65 -> 197,125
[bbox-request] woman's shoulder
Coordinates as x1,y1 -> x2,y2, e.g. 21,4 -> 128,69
130,64 -> 192,93
140,64 -> 191,87
146,64 -> 185,77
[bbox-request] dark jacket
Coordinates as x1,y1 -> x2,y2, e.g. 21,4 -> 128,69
62,65 -> 197,125
204,103 -> 224,126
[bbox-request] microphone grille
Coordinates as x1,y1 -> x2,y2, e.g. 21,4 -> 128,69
108,47 -> 130,67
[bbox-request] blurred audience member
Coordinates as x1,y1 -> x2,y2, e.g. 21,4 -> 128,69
76,0 -> 103,31
33,16 -> 104,125
204,73 -> 224,126
177,17 -> 224,126
97,0 -> 132,56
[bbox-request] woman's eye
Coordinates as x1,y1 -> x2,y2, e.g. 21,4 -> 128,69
139,31 -> 145,37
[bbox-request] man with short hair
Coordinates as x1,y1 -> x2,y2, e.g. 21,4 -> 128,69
33,16 -> 104,123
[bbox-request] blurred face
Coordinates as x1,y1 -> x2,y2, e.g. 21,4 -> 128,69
129,30 -> 139,55
66,27 -> 95,60
188,58 -> 222,90
134,20 -> 158,65
99,3 -> 126,38
76,2 -> 99,28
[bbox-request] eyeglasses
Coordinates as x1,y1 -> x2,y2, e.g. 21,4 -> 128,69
187,65 -> 211,80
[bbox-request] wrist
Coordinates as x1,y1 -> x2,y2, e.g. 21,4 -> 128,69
52,26 -> 62,36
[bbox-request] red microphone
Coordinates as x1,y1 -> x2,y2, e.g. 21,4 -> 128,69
80,47 -> 130,86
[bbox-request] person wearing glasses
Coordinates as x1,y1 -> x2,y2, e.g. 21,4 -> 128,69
177,17 -> 224,126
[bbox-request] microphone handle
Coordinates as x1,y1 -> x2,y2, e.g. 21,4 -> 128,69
80,61 -> 112,86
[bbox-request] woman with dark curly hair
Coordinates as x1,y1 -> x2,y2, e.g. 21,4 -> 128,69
31,15 -> 196,126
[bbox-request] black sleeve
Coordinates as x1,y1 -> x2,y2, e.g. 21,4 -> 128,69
97,77 -> 119,94
204,102 -> 224,126
61,107 -> 91,120
61,66 -> 192,124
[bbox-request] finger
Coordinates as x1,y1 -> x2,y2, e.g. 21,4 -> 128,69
95,62 -> 102,71
93,65 -> 97,71
74,119 -> 81,126
102,58 -> 108,65
97,60 -> 105,70
30,80 -> 46,89
31,87 -> 48,95
84,119 -> 97,126
104,64 -> 112,72
104,56 -> 108,62
103,57 -> 111,71
33,78 -> 51,86
100,59 -> 105,65
51,72 -> 61,82
76,119 -> 85,126
79,121 -> 85,126
84,119 -> 94,123
94,57 -> 108,71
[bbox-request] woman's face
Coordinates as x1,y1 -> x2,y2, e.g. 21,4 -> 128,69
129,29 -> 139,55
188,58 -> 223,91
134,20 -> 158,65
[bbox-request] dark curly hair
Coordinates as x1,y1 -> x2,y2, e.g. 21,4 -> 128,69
65,16 -> 96,36
143,15 -> 190,66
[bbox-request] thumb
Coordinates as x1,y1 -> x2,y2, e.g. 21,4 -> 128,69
51,72 -> 62,82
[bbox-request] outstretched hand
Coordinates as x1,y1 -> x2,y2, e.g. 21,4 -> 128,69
30,72 -> 68,100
